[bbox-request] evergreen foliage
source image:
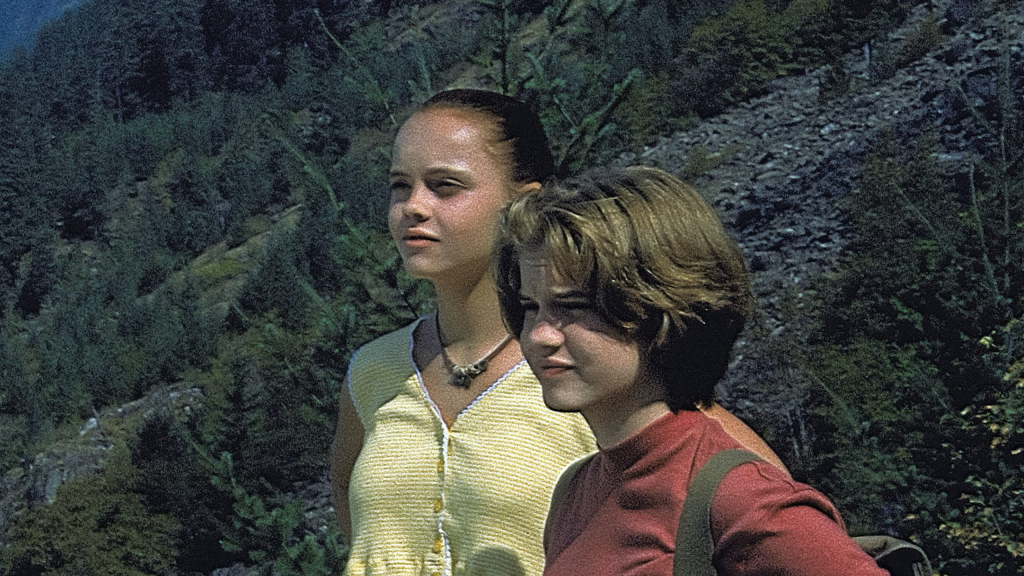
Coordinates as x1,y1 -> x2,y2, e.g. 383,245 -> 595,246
209,451 -> 345,574
4,0 -> 1007,572
767,44 -> 1024,572
132,406 -> 241,572
0,442 -> 179,576
0,323 -> 34,470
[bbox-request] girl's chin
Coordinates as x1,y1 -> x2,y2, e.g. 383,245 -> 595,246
399,257 -> 444,279
405,260 -> 491,287
541,389 -> 585,414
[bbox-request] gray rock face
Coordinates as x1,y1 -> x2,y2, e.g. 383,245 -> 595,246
0,385 -> 203,549
614,2 -> 1023,428
3,2 -> 1020,572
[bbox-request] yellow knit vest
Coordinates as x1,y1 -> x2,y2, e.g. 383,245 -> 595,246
343,321 -> 596,576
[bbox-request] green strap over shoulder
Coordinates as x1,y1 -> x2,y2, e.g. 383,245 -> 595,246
673,449 -> 762,576
547,446 -> 931,576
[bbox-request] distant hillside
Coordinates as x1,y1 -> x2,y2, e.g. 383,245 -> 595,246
0,0 -> 1020,574
0,0 -> 83,56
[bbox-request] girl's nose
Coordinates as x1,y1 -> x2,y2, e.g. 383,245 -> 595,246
525,312 -> 564,351
402,184 -> 431,220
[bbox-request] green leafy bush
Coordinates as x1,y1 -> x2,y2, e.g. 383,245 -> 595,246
941,347 -> 1024,574
679,143 -> 742,181
802,340 -> 950,536
801,87 -> 1024,572
1,444 -> 179,576
818,63 -> 851,102
613,71 -> 688,149
680,0 -> 796,116
902,14 -> 944,62
209,452 -> 345,575
870,14 -> 945,81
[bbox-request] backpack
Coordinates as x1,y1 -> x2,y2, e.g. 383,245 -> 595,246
546,449 -> 933,576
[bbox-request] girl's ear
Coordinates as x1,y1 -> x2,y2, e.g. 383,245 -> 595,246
514,181 -> 542,198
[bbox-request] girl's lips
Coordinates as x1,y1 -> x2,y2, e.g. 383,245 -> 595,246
402,230 -> 439,247
402,237 -> 438,248
537,362 -> 572,378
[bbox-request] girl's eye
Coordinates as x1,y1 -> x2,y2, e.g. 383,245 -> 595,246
431,180 -> 463,194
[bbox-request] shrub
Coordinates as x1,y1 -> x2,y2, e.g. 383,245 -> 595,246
1,444 -> 179,576
805,94 -> 1024,572
940,348 -> 1024,575
679,143 -> 742,182
818,63 -> 852,103
680,1 -> 795,116
613,71 -> 686,149
870,14 -> 945,81
210,452 -> 345,575
901,14 -> 944,64
803,340 -> 950,535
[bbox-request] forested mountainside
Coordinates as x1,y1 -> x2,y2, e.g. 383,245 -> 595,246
0,0 -> 1021,574
0,0 -> 83,56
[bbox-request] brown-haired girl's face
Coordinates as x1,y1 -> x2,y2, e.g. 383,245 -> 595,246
517,249 -> 645,423
388,108 -> 517,286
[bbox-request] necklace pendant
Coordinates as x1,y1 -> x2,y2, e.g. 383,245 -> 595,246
450,361 -> 487,389
434,315 -> 512,389
450,371 -> 473,388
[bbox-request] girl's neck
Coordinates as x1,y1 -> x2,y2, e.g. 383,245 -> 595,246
586,400 -> 671,450
433,276 -> 510,350
584,370 -> 672,449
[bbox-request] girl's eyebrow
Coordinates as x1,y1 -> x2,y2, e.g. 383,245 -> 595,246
423,166 -> 471,179
389,166 -> 472,180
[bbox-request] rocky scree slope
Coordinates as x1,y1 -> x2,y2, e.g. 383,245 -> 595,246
281,1 -> 1024,562
614,1 -> 1024,424
1,1 -> 1020,572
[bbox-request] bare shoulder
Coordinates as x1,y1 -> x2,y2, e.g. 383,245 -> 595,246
330,376 -> 364,537
331,376 -> 364,471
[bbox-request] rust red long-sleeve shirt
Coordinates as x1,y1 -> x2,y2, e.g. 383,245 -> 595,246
544,409 -> 889,576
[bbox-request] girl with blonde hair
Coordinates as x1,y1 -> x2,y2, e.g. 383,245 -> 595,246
331,92 -> 785,576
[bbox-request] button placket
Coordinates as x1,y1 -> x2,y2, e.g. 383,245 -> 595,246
433,427 -> 452,575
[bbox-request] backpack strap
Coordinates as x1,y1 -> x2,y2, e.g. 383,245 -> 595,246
673,449 -> 762,576
544,453 -> 597,552
852,535 -> 933,576
671,449 -> 935,576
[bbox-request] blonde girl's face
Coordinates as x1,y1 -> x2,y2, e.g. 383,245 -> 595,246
388,108 -> 521,286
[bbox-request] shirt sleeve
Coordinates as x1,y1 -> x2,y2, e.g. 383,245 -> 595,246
709,461 -> 889,576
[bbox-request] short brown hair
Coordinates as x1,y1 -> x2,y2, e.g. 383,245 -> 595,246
493,166 -> 752,410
